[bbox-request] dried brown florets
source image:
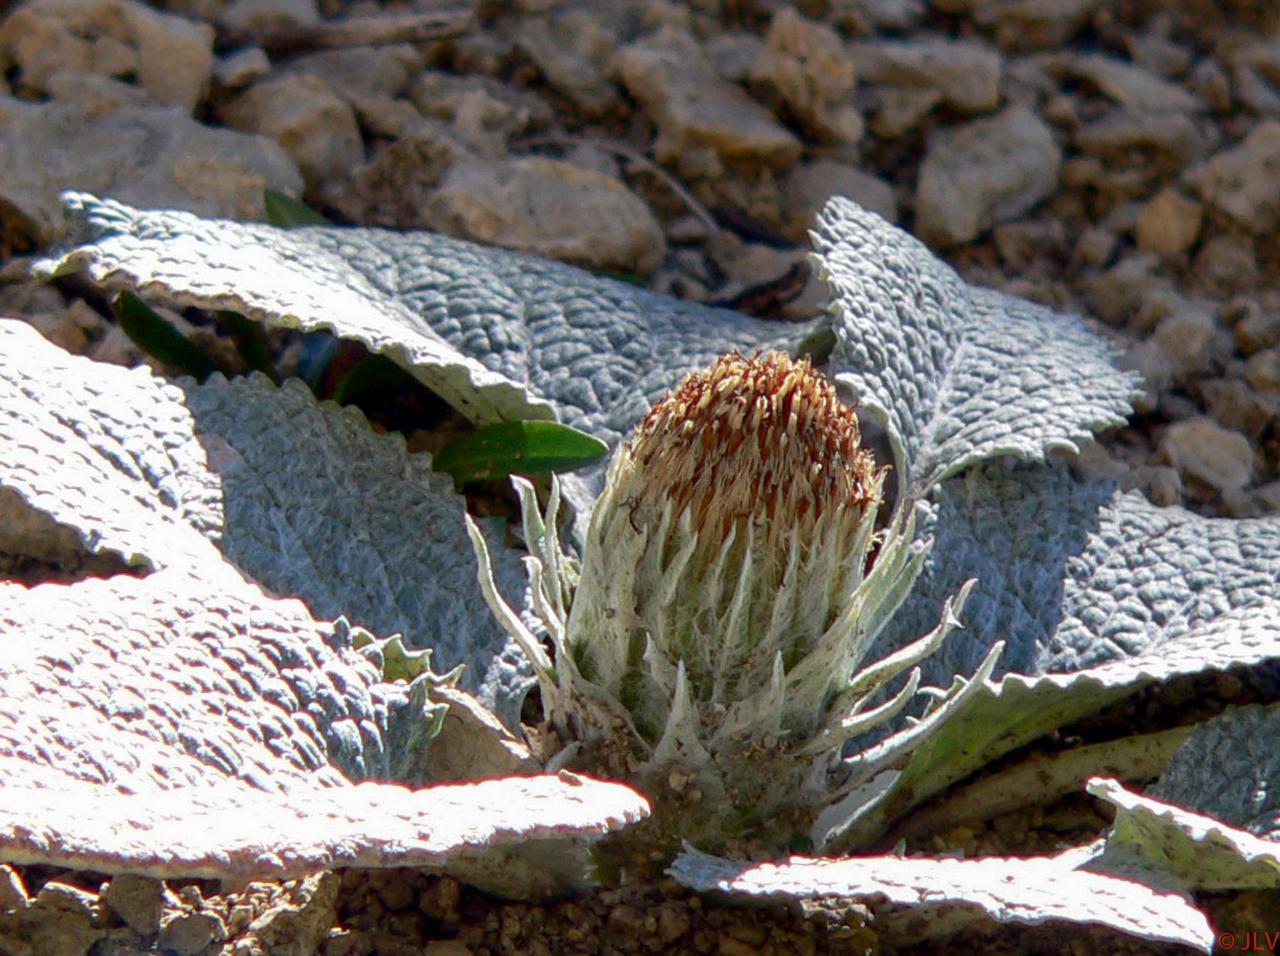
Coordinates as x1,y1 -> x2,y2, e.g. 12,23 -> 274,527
627,351 -> 883,541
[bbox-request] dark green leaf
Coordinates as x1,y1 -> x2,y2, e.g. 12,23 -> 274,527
263,190 -> 329,228
112,291 -> 217,380
434,421 -> 609,484
331,353 -> 419,405
217,311 -> 278,382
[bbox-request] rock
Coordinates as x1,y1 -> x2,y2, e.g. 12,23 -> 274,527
1230,64 -> 1280,117
242,872 -> 340,955
748,9 -> 862,144
781,159 -> 897,240
0,96 -> 301,245
1151,307 -> 1217,377
409,71 -> 554,157
915,104 -> 1062,246
219,0 -> 318,33
851,36 -> 1003,114
221,73 -> 363,186
424,156 -> 666,275
1123,465 -> 1183,507
1123,30 -> 1193,78
283,45 -> 421,100
213,46 -> 270,90
1189,120 -> 1280,233
1083,253 -> 1172,326
1190,57 -> 1232,113
1158,416 -> 1255,493
157,910 -> 225,955
610,28 -> 801,177
869,86 -> 942,138
1060,53 -> 1204,113
1073,110 -> 1216,170
1244,348 -> 1280,393
1134,188 -> 1202,254
104,875 -> 167,936
43,71 -> 153,118
828,0 -> 925,34
1192,233 -> 1258,296
972,0 -> 1106,50
0,0 -> 214,112
992,218 -> 1067,272
1121,341 -> 1173,411
1201,377 -> 1280,439
427,686 -> 539,782
0,866 -> 26,911
515,10 -> 622,118
1072,226 -> 1117,268
706,32 -> 764,84
325,123 -> 461,228
1232,301 -> 1280,354
0,881 -> 104,956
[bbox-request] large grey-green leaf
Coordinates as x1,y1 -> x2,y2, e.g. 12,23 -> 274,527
0,319 -> 532,722
880,459 -> 1280,684
1084,777 -> 1280,892
180,373 -> 534,726
813,197 -> 1139,498
833,599 -> 1280,848
671,846 -> 1212,952
1151,703 -> 1280,838
34,193 -> 811,445
0,568 -> 646,895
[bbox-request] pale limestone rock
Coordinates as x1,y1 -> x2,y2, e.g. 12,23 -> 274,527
0,96 -> 301,245
1158,417 -> 1255,493
222,73 -> 363,185
915,104 -> 1061,246
1189,121 -> 1280,233
1061,53 -> 1204,113
611,28 -> 801,177
1135,188 -> 1202,255
851,36 -> 1002,114
782,158 -> 897,240
425,156 -> 666,275
0,0 -> 214,112
515,10 -> 622,118
748,8 -> 862,144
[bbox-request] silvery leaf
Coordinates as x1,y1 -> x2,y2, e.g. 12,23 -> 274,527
814,197 -> 1139,498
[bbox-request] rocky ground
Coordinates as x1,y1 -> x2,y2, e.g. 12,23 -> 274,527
2,0 -> 1280,952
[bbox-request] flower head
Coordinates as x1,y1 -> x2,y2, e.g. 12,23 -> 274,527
467,351 -> 994,852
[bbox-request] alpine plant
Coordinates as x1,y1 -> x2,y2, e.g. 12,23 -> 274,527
467,352 -> 1001,852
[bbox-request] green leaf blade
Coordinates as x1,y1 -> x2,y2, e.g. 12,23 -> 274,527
434,421 -> 609,484
263,189 -> 329,228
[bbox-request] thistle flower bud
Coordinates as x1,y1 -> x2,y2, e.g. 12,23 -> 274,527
467,352 -> 1000,853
